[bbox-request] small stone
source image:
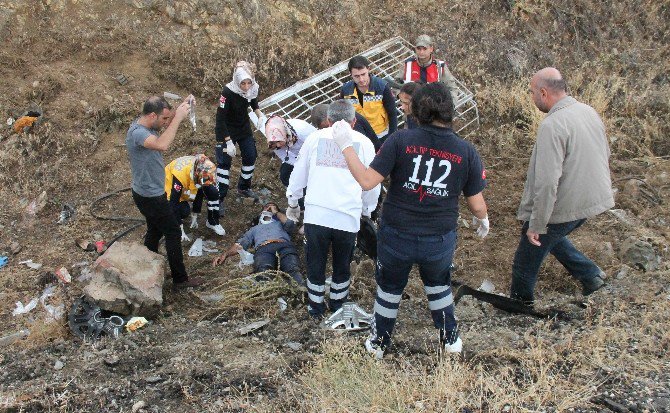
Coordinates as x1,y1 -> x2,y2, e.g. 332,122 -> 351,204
32,80 -> 40,88
54,360 -> 64,370
145,375 -> 163,384
104,356 -> 120,367
9,242 -> 21,255
104,95 -> 114,102
285,342 -> 302,351
131,400 -> 146,412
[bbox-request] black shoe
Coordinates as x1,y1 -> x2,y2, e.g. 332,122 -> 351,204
172,276 -> 205,291
582,276 -> 605,296
237,188 -> 260,202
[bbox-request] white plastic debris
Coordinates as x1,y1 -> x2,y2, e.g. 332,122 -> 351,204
188,238 -> 203,257
478,279 -> 495,293
40,285 -> 64,321
19,259 -> 43,270
202,240 -> 219,253
12,298 -> 38,316
277,297 -> 288,312
238,249 -> 254,268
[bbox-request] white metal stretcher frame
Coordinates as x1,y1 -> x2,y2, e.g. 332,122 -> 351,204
255,36 -> 480,134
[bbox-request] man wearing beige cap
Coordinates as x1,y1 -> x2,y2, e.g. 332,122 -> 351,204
399,35 -> 458,99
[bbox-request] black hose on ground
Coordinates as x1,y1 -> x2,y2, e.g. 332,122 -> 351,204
90,187 -> 144,249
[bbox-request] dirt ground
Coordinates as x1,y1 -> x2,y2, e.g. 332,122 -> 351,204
1,0 -> 669,412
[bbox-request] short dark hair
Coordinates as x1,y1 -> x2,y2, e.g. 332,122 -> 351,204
541,77 -> 568,93
411,82 -> 454,125
348,55 -> 371,72
399,81 -> 420,97
310,104 -> 330,127
142,96 -> 171,116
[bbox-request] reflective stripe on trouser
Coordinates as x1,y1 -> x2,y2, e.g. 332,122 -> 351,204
215,143 -> 232,199
329,279 -> 350,302
206,199 -> 220,225
304,223 -> 356,315
372,224 -> 458,348
424,284 -> 455,331
307,279 -> 325,316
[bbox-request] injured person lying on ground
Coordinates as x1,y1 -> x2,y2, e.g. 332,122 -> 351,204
212,202 -> 305,287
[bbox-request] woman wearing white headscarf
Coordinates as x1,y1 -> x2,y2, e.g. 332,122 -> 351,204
214,61 -> 265,205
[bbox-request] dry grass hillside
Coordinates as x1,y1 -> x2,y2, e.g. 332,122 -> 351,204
0,0 -> 669,411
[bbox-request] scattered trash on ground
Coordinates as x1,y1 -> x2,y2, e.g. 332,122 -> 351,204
12,110 -> 41,133
238,249 -> 254,268
76,239 -> 95,251
114,73 -> 129,85
41,285 -> 64,321
55,267 -> 72,283
0,329 -> 30,347
57,204 -> 76,224
277,297 -> 287,312
25,191 -> 47,216
95,240 -> 106,253
478,279 -> 495,293
125,317 -> 148,332
188,238 -> 203,257
68,297 -> 125,341
321,302 -> 372,331
19,259 -> 42,270
0,256 -> 8,269
12,298 -> 38,316
238,319 -> 270,335
202,240 -> 219,253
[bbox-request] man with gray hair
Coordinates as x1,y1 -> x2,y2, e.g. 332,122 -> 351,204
510,67 -> 614,305
287,100 -> 380,320
310,103 -> 380,151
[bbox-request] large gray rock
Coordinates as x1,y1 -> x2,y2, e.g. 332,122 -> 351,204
619,237 -> 660,272
84,241 -> 165,317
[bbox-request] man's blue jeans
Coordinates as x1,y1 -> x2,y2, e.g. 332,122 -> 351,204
372,223 -> 457,348
510,219 -> 603,304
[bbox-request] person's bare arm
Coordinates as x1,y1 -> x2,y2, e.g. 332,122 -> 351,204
143,96 -> 193,151
466,192 -> 487,219
212,243 -> 243,266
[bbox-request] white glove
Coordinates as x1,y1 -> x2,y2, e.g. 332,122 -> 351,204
180,225 -> 191,242
226,140 -> 236,157
256,113 -> 267,131
189,213 -> 199,229
286,205 -> 301,223
472,215 -> 490,238
332,119 -> 353,151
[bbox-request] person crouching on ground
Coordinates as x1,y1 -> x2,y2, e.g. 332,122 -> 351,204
165,154 -> 225,239
333,82 -> 490,358
212,202 -> 305,287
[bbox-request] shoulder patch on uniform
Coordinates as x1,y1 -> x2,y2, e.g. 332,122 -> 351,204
219,95 -> 226,108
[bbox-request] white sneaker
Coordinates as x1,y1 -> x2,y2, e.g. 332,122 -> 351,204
206,222 -> 226,236
364,338 -> 384,360
443,336 -> 463,353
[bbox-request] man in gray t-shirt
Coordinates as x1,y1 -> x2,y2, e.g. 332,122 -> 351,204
126,95 -> 204,289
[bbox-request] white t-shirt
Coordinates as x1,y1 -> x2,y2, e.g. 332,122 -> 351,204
286,126 -> 380,233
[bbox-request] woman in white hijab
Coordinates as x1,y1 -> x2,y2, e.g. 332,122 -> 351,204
214,61 -> 265,205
